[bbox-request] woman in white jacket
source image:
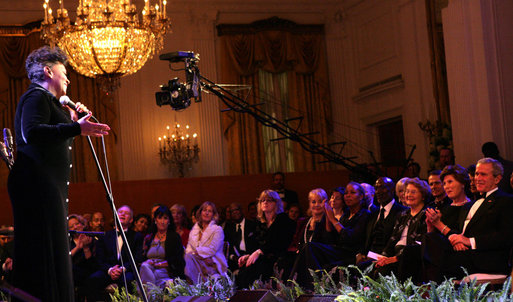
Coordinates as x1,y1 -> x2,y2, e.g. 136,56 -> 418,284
185,201 -> 227,283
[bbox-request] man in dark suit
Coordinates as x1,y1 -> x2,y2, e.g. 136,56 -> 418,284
425,158 -> 513,281
84,205 -> 144,301
357,177 -> 406,263
224,203 -> 258,272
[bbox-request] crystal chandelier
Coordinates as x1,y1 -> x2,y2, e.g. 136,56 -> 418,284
158,123 -> 199,177
40,0 -> 171,92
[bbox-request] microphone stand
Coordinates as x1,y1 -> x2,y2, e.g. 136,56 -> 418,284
85,136 -> 148,302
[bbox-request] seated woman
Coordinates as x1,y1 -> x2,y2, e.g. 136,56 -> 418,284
171,204 -> 191,248
329,186 -> 346,221
426,165 -> 470,235
185,201 -> 227,284
236,190 -> 296,289
140,206 -> 185,288
132,213 -> 151,236
323,182 -> 371,267
423,165 -> 471,282
68,214 -> 97,299
373,177 -> 430,282
289,188 -> 338,287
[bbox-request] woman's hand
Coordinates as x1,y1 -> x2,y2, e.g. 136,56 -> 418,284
77,234 -> 92,248
78,112 -> 110,137
238,254 -> 249,267
68,102 -> 89,122
245,249 -> 263,267
375,256 -> 398,267
324,200 -> 336,223
154,260 -> 168,268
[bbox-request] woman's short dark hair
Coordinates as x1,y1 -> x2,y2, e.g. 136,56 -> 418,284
149,205 -> 176,233
347,181 -> 368,208
440,164 -> 470,193
25,46 -> 68,84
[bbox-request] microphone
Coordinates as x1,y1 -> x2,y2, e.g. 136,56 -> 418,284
3,128 -> 13,159
0,142 -> 12,170
59,95 -> 90,118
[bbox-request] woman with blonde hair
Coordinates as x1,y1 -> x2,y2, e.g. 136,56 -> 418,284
236,190 -> 296,289
184,201 -> 227,283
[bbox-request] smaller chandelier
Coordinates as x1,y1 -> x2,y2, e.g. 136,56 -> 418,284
158,123 -> 199,177
41,0 -> 171,92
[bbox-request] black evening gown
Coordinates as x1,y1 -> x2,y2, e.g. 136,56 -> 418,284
8,83 -> 81,301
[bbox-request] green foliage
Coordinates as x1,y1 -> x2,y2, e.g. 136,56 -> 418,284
107,267 -> 513,302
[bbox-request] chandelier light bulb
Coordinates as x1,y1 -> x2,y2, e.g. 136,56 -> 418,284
40,0 -> 171,92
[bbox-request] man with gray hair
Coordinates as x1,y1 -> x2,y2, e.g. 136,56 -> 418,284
424,158 -> 513,281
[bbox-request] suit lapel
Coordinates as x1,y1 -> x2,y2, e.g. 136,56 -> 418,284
465,192 -> 497,232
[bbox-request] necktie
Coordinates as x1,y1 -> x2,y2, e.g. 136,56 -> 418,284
378,208 -> 385,221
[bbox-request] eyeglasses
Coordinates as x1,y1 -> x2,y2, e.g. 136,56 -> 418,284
259,198 -> 276,203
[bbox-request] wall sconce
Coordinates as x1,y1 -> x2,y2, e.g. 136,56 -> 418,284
158,123 -> 199,177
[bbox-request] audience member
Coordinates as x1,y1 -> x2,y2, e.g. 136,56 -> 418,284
395,177 -> 409,205
287,204 -> 302,222
427,170 -> 451,210
170,204 -> 191,247
84,205 -> 144,302
289,189 -> 337,288
324,182 -> 370,266
132,213 -> 150,235
224,203 -> 258,272
185,201 -> 227,283
140,206 -> 185,288
246,201 -> 258,222
236,190 -> 295,289
373,178 -> 429,282
329,187 -> 345,221
423,165 -> 471,280
68,214 -> 97,300
482,142 -> 513,193
82,213 -> 92,227
467,164 -> 479,201
90,211 -> 105,232
357,177 -> 406,265
438,147 -> 455,168
360,183 -> 376,212
190,205 -> 200,225
271,172 -> 299,207
0,226 -> 14,281
424,158 -> 513,281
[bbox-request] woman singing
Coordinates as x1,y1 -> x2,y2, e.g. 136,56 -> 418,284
7,46 -> 110,301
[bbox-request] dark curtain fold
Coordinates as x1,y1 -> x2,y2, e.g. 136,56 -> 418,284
0,29 -> 119,185
218,22 -> 332,175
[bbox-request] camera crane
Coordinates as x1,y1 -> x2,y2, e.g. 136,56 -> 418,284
156,51 -> 383,183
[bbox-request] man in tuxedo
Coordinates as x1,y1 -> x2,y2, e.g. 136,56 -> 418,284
84,205 -> 144,301
224,203 -> 258,272
425,158 -> 513,281
357,177 -> 406,263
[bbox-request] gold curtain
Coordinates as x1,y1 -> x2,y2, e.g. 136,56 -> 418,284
0,28 -> 119,184
217,18 -> 332,175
